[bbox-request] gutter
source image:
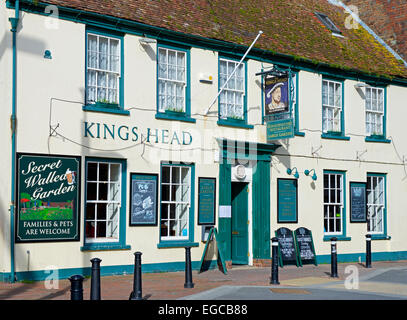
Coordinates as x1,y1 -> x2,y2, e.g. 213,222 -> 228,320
329,0 -> 407,68
8,0 -> 20,283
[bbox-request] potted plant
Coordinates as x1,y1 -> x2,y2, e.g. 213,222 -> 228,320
165,107 -> 185,115
326,130 -> 342,136
227,114 -> 244,122
95,99 -> 119,109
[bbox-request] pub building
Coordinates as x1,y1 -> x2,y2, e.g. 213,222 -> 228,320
1,0 -> 407,282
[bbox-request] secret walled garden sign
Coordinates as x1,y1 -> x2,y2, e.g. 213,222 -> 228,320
16,153 -> 81,242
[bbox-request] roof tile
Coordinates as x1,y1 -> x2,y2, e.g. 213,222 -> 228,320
29,0 -> 407,78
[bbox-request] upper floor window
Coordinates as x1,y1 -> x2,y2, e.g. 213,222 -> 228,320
86,32 -> 121,106
365,87 -> 384,136
219,57 -> 246,121
322,79 -> 342,134
158,47 -> 187,113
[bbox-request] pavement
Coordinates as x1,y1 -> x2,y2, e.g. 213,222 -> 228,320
0,260 -> 406,300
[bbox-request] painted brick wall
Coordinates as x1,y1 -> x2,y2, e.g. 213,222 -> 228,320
343,0 -> 407,59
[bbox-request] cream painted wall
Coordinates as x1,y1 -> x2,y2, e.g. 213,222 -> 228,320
1,9 -> 407,275
0,3 -> 13,276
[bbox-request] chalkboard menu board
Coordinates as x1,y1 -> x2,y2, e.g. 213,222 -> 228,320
275,227 -> 299,267
294,227 -> 317,266
198,178 -> 216,225
129,173 -> 158,226
350,182 -> 367,223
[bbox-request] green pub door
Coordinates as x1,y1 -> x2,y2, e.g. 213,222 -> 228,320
231,182 -> 249,265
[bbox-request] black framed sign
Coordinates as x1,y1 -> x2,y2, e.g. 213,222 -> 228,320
198,177 -> 216,225
294,227 -> 317,266
350,181 -> 367,223
277,178 -> 298,223
129,173 -> 158,226
275,227 -> 299,267
16,153 -> 81,243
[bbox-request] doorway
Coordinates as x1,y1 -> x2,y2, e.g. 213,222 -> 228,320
231,182 -> 249,265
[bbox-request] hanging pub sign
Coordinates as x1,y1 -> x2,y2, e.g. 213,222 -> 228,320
265,75 -> 289,116
129,173 -> 158,226
257,66 -> 295,142
16,153 -> 81,243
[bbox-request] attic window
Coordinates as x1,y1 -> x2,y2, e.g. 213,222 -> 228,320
314,12 -> 342,36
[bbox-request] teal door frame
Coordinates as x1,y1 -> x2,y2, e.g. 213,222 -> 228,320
217,138 -> 280,264
231,182 -> 249,265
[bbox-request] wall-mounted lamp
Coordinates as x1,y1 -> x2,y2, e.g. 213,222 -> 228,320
139,37 -> 157,45
304,169 -> 317,181
287,167 -> 299,179
44,50 -> 52,59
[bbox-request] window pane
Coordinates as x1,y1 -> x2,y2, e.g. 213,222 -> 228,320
110,164 -> 120,182
87,163 -> 98,181
329,82 -> 334,105
171,185 -> 180,201
162,185 -> 170,201
87,183 -> 97,200
86,221 -> 95,238
86,203 -> 96,220
109,183 -> 120,202
99,163 -> 108,181
97,203 -> 107,220
109,39 -> 120,72
96,221 -> 106,238
99,183 -> 108,201
161,203 -> 168,220
322,81 -> 328,105
169,204 -> 176,219
172,167 -> 180,183
98,37 -> 108,70
162,166 -> 170,183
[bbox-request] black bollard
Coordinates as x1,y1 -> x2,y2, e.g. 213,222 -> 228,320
270,237 -> 280,285
129,252 -> 143,300
184,246 -> 194,288
69,275 -> 84,300
366,234 -> 372,268
330,237 -> 338,278
90,258 -> 102,300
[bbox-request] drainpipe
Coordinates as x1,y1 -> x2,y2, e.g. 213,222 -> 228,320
8,0 -> 20,284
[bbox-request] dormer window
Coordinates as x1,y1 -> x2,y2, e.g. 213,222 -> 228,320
314,12 -> 342,36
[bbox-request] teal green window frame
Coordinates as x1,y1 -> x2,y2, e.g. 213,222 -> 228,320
81,157 -> 131,251
323,170 -> 351,241
83,27 -> 129,116
321,78 -> 350,141
217,55 -> 253,129
365,85 -> 390,143
155,42 -> 195,123
367,173 -> 390,240
157,162 -> 198,248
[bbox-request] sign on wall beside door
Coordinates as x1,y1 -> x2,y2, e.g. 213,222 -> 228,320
350,181 -> 367,223
198,177 -> 216,225
16,153 -> 81,242
277,178 -> 298,223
